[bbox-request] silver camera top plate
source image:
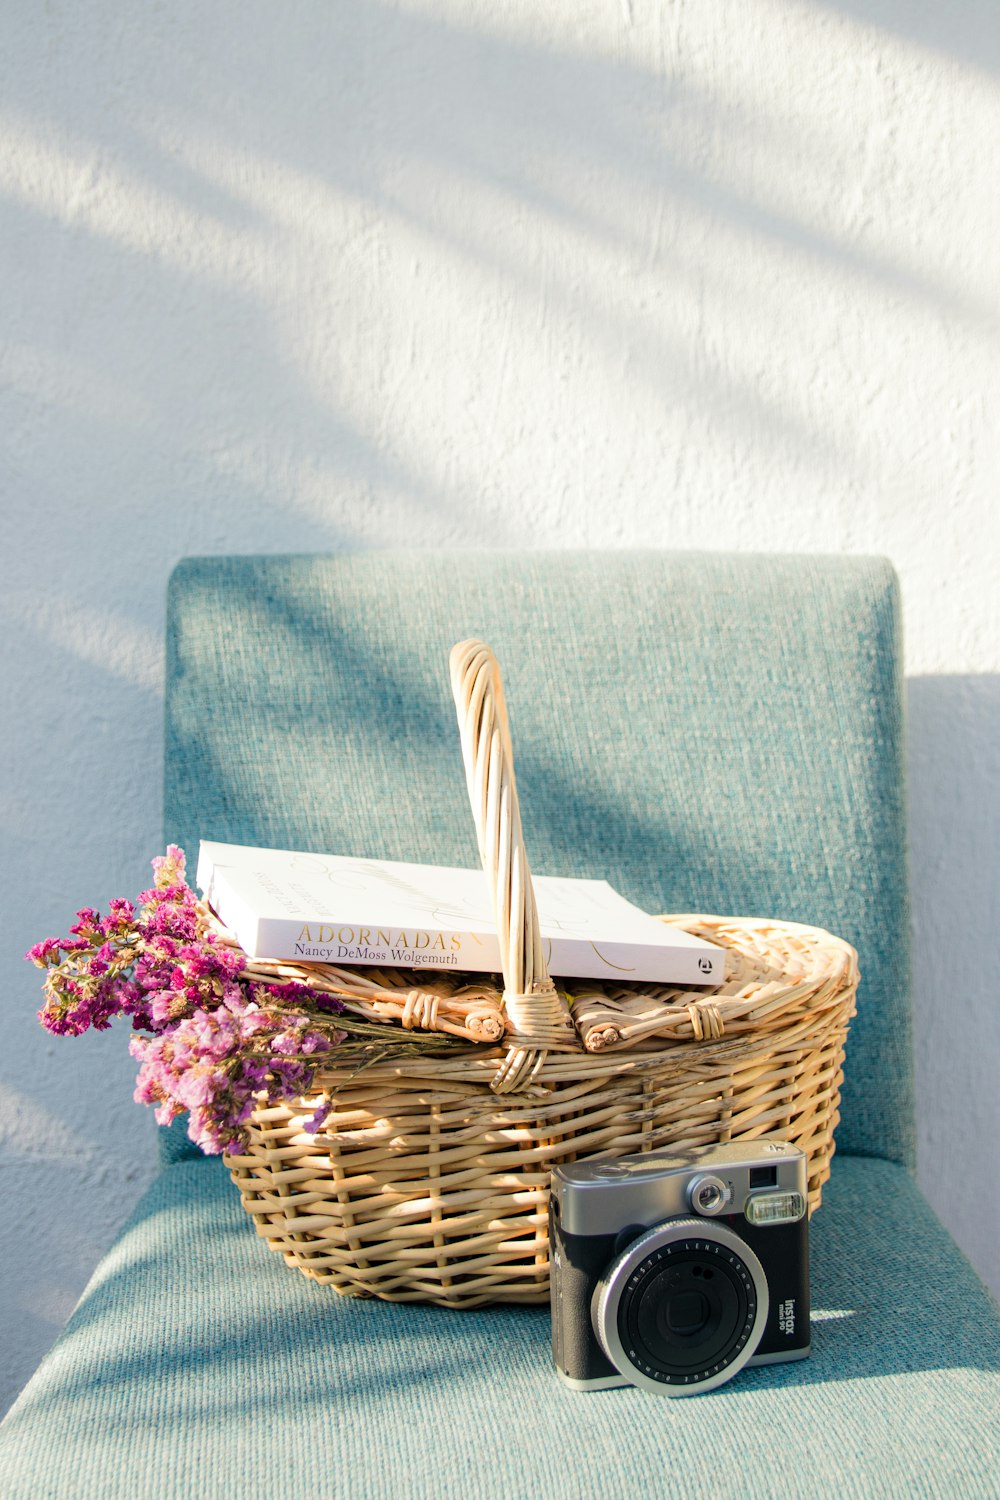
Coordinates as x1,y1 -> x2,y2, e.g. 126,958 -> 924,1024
552,1140 -> 807,1237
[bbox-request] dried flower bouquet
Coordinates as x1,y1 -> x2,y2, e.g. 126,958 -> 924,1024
27,845 -> 470,1156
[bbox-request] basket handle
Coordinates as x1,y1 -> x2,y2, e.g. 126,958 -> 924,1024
449,640 -> 579,1093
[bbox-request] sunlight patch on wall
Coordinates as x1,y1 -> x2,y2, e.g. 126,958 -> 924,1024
0,109 -> 265,283
0,588 -> 163,696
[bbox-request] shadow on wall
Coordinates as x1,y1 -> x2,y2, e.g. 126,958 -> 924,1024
819,0 -> 1000,76
906,673 -> 1000,1091
2,0 -> 993,574
906,674 -> 1000,1293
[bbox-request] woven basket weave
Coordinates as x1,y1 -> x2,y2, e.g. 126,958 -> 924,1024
223,641 -> 858,1307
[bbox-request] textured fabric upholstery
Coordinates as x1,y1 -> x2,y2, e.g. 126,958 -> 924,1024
1,1155 -> 996,1500
163,552 -> 911,1166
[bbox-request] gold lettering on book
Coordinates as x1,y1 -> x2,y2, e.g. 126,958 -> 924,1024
295,925 -> 461,953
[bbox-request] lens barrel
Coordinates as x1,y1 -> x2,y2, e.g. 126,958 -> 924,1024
592,1218 -> 769,1396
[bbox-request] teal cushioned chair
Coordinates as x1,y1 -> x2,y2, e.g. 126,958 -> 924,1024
2,553 -> 997,1499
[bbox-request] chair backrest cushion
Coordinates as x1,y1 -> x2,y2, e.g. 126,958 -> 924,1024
164,552 -> 912,1168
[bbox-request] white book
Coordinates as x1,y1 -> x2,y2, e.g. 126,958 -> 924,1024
195,841 -> 724,986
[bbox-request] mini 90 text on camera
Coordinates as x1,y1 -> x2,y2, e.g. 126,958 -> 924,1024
550,1140 -> 810,1395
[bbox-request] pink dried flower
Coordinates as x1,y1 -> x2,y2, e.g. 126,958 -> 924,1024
151,845 -> 186,888
28,847 -> 350,1154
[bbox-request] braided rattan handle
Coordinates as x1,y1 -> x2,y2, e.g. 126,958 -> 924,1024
449,640 -> 579,1093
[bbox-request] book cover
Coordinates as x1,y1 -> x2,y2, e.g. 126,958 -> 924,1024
195,841 -> 724,986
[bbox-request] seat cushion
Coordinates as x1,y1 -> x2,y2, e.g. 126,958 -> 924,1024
1,1156 -> 995,1499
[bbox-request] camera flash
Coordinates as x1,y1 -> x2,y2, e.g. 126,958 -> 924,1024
744,1190 -> 806,1226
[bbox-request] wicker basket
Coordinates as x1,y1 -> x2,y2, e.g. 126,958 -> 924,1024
223,641 -> 858,1307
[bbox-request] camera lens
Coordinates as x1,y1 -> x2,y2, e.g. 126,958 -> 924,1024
593,1218 -> 769,1396
628,1248 -> 751,1377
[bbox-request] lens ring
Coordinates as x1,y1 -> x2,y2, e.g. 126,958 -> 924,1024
592,1218 -> 769,1397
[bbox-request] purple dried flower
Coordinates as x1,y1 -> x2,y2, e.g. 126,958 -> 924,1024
300,1030 -> 335,1056
305,1100 -> 332,1134
313,993 -> 346,1014
28,845 -> 350,1155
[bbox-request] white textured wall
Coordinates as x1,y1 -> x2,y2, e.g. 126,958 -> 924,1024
2,0 -> 998,1414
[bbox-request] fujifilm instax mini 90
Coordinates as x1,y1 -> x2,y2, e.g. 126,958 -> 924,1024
550,1140 -> 810,1396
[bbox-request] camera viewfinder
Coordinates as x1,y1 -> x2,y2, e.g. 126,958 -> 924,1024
748,1165 -> 778,1189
